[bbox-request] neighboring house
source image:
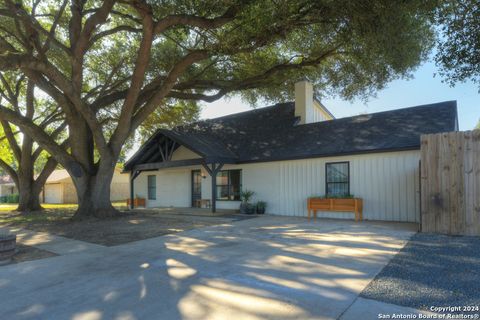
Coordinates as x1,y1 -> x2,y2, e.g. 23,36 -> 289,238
124,81 -> 458,222
0,175 -> 17,197
42,168 -> 129,204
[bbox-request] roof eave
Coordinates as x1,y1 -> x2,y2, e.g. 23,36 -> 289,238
236,145 -> 421,165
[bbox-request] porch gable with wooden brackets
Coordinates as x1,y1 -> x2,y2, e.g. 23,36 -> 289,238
125,131 -> 237,213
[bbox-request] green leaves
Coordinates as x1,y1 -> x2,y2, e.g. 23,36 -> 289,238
137,99 -> 200,143
435,0 -> 480,89
0,124 -> 16,168
0,0 -> 441,166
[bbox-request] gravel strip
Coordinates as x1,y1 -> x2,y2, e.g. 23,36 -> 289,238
361,233 -> 480,310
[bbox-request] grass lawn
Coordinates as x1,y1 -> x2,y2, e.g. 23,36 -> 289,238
0,201 -> 127,224
0,201 -> 127,212
0,205 -> 239,246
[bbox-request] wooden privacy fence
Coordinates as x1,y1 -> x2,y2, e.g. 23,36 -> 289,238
420,130 -> 480,236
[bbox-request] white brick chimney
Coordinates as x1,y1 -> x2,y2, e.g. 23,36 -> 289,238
295,80 -> 334,124
294,80 -> 314,125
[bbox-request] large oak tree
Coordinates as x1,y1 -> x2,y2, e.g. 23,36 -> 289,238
0,73 -> 65,211
0,0 -> 437,218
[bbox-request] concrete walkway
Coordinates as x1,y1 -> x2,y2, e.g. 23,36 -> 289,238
1,226 -> 105,255
0,216 -> 421,320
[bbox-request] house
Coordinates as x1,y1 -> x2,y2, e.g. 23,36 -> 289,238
124,81 -> 458,222
0,175 -> 17,198
42,168 -> 129,204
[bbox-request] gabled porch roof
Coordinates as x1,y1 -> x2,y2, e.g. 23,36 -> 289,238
124,129 -> 237,172
124,130 -> 230,213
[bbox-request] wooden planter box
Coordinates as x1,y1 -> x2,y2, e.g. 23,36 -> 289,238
126,198 -> 146,208
307,198 -> 363,221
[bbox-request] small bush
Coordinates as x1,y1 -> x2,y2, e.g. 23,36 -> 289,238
240,190 -> 255,203
309,194 -> 355,199
0,194 -> 19,203
256,201 -> 267,209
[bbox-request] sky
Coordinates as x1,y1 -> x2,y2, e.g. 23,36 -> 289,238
200,60 -> 479,131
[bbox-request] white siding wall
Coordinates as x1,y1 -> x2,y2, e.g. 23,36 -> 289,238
312,101 -> 333,122
259,151 -> 421,222
171,146 -> 201,160
134,150 -> 421,222
134,169 -> 191,207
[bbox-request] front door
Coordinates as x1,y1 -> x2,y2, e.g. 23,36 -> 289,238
191,170 -> 202,207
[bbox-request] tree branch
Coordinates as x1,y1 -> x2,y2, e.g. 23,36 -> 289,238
0,104 -> 74,168
131,50 -> 209,129
41,0 -> 69,54
2,1 -> 70,54
113,2 -> 154,138
1,120 -> 21,161
34,156 -> 57,187
73,0 -> 116,55
89,25 -> 141,47
154,4 -> 243,34
32,121 -> 67,161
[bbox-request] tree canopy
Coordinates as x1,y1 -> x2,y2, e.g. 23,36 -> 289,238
435,0 -> 480,88
0,0 -> 438,217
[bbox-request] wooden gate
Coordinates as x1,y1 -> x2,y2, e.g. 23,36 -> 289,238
420,130 -> 480,236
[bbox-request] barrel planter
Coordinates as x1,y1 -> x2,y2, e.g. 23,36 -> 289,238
0,233 -> 16,265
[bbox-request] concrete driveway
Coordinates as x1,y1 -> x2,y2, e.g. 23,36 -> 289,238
0,216 -> 417,320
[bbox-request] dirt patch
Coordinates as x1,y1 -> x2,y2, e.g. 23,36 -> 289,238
1,209 -> 241,246
5,244 -> 57,265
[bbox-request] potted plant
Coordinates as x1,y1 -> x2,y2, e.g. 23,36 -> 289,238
256,201 -> 267,214
0,232 -> 16,265
239,190 -> 255,214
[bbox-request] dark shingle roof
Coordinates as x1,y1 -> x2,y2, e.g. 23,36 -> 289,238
125,100 -> 457,170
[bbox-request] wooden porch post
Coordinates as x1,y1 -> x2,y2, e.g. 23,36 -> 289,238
202,162 -> 224,213
130,170 -> 140,210
211,169 -> 217,213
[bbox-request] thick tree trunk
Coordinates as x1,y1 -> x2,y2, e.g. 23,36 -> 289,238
72,161 -> 119,219
16,180 -> 42,212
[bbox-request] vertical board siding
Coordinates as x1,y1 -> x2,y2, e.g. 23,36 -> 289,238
267,150 -> 420,222
135,149 -> 421,222
421,130 -> 480,236
134,169 -> 190,207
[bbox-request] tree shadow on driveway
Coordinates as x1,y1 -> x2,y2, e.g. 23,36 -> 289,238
0,217 -> 415,319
